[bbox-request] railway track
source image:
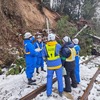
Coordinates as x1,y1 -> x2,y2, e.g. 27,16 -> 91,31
20,56 -> 100,100
80,68 -> 100,100
80,56 -> 98,64
20,78 -> 57,100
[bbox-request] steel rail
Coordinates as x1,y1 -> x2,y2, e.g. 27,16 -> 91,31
80,68 -> 100,100
80,56 -> 98,64
20,78 -> 57,100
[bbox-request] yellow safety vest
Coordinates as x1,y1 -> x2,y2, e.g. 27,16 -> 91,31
66,48 -> 76,62
46,44 -> 60,60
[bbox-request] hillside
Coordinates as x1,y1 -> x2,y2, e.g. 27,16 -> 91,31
0,0 -> 59,46
0,0 -> 59,66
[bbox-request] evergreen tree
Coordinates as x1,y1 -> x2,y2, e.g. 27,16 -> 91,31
43,0 -> 97,20
82,0 -> 97,20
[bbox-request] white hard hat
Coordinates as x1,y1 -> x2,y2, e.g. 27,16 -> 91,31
72,38 -> 79,44
24,32 -> 32,39
48,33 -> 56,41
63,36 -> 71,43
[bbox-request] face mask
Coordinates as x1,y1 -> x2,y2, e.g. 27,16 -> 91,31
38,38 -> 42,42
30,36 -> 35,42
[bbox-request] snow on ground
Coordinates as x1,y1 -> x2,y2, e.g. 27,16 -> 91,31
35,91 -> 70,100
0,62 -> 48,100
0,56 -> 100,100
35,56 -> 100,100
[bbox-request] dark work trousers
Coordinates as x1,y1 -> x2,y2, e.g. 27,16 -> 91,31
64,61 -> 77,92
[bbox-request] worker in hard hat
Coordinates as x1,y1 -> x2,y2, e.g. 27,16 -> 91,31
24,32 -> 40,85
72,38 -> 81,84
61,36 -> 77,92
42,33 -> 63,97
34,35 -> 46,74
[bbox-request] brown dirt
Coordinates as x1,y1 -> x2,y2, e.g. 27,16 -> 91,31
0,0 -> 59,66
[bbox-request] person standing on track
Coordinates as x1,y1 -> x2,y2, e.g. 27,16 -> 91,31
34,35 -> 46,74
24,32 -> 40,85
72,38 -> 81,84
60,36 -> 77,92
42,33 -> 63,97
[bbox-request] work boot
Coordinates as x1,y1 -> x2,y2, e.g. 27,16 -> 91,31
59,92 -> 63,97
28,79 -> 36,85
76,82 -> 79,85
47,95 -> 51,97
36,68 -> 39,74
64,88 -> 71,92
41,67 -> 46,72
71,84 -> 77,88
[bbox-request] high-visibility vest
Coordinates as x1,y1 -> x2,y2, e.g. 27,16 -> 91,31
46,44 -> 60,60
66,48 -> 76,62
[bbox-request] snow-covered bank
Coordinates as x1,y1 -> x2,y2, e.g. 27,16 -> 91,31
0,56 -> 100,100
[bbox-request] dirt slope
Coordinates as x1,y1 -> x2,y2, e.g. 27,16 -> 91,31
0,0 -> 59,66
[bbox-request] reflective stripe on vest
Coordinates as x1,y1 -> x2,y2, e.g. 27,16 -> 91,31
36,42 -> 43,49
24,43 -> 30,55
47,64 -> 62,70
25,52 -> 30,54
46,44 -> 60,60
66,48 -> 76,62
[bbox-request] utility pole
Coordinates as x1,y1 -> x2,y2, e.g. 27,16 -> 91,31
46,18 -> 50,34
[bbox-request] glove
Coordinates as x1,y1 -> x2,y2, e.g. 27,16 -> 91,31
35,48 -> 41,52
